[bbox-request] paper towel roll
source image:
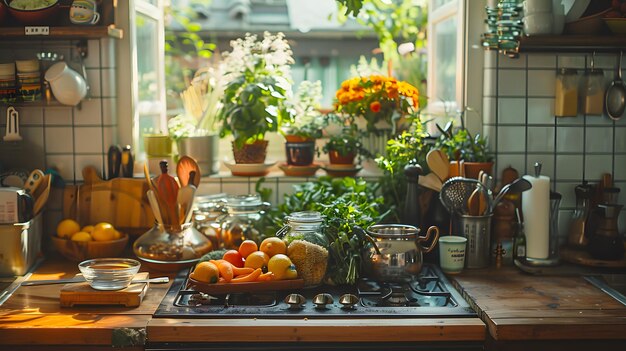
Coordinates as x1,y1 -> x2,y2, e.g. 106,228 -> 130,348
521,175 -> 550,259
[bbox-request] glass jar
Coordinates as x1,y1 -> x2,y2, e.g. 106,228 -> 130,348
582,68 -> 605,115
555,68 -> 579,117
276,211 -> 326,246
133,223 -> 213,271
216,195 -> 269,249
193,194 -> 227,250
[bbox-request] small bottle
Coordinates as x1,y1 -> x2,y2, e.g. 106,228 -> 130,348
513,208 -> 526,260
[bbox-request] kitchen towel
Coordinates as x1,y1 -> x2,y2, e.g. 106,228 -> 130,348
522,174 -> 550,259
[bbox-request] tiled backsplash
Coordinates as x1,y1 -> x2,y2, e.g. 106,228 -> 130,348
483,51 -> 626,239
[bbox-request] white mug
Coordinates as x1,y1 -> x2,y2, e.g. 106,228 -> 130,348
44,62 -> 87,106
70,0 -> 100,25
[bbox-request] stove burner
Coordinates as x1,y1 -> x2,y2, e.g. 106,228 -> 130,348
154,264 -> 476,319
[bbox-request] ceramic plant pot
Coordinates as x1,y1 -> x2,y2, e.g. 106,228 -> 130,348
328,150 -> 355,165
232,140 -> 268,164
285,141 -> 315,166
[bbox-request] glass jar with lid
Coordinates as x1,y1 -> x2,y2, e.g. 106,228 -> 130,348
133,222 -> 213,271
582,68 -> 605,115
555,68 -> 579,117
216,194 -> 269,249
193,194 -> 227,250
276,211 -> 326,247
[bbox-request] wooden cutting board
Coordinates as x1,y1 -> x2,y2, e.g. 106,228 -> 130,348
60,272 -> 150,307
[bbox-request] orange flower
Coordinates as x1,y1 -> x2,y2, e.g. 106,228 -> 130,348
370,101 -> 382,113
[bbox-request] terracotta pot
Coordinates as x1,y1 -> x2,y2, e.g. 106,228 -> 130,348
328,150 -> 356,165
232,140 -> 268,164
285,141 -> 315,166
449,161 -> 493,180
284,135 -> 313,143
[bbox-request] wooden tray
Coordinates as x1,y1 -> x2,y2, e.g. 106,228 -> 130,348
561,247 -> 626,268
60,272 -> 149,307
188,277 -> 304,295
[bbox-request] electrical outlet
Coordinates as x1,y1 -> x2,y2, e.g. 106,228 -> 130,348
24,27 -> 50,36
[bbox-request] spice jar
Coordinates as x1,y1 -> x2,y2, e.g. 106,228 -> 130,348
582,68 -> 605,115
555,68 -> 579,117
216,194 -> 269,249
276,211 -> 326,246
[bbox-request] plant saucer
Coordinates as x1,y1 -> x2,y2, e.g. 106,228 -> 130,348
278,162 -> 320,177
224,160 -> 277,177
322,164 -> 362,177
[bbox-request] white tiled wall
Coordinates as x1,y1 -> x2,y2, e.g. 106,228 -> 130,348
483,51 -> 626,239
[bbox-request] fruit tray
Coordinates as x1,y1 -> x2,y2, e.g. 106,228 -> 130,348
187,277 -> 304,294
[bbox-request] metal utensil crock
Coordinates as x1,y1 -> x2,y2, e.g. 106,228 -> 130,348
363,224 -> 439,282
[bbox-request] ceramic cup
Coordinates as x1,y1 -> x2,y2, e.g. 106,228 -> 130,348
522,0 -> 552,15
438,236 -> 468,274
44,62 -> 87,106
70,0 -> 100,25
523,12 -> 553,35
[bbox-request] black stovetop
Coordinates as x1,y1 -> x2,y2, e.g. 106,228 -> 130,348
154,264 -> 476,319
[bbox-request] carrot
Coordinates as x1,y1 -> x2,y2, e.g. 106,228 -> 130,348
231,268 -> 262,283
215,260 -> 234,282
257,272 -> 274,281
232,266 -> 254,276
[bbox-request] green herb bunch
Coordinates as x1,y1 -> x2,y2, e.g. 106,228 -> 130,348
264,177 -> 389,285
219,32 -> 294,148
434,115 -> 492,162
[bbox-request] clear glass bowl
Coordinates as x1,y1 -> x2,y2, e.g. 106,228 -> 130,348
78,258 -> 141,291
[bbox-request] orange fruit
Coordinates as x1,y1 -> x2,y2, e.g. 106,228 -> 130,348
238,240 -> 258,259
56,219 -> 80,239
223,249 -> 244,268
92,223 -> 118,241
81,225 -> 94,233
244,251 -> 269,270
191,262 -> 219,284
71,231 -> 92,242
260,237 -> 287,257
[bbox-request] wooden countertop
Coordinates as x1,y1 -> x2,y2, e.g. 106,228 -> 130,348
3,259 -> 626,349
451,266 -> 626,348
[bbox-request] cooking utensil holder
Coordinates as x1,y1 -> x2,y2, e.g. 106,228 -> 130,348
452,214 -> 492,269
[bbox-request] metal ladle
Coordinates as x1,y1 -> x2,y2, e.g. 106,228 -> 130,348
605,51 -> 625,121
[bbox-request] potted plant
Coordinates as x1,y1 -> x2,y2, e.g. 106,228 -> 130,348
434,113 -> 493,179
282,80 -> 327,167
322,125 -> 372,166
167,66 -> 224,175
219,32 -> 294,164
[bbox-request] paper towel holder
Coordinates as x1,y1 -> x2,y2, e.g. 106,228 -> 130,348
534,162 -> 542,177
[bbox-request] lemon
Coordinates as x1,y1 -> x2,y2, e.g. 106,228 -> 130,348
259,237 -> 287,257
191,262 -> 220,284
268,254 -> 297,280
244,251 -> 269,270
57,219 -> 81,239
71,231 -> 92,242
81,225 -> 94,233
92,223 -> 118,241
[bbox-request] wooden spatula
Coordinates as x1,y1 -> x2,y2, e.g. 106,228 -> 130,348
177,156 -> 201,188
155,161 -> 180,226
426,149 -> 449,182
467,188 -> 482,216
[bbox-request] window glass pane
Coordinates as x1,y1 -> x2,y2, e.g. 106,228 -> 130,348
433,15 -> 456,102
432,0 -> 454,10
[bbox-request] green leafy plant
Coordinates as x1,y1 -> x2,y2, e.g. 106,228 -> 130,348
434,111 -> 492,163
262,177 -> 390,285
322,128 -> 373,161
375,117 -> 431,220
219,32 -> 295,148
282,80 -> 327,140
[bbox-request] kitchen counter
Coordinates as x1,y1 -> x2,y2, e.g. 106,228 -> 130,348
1,259 -> 626,350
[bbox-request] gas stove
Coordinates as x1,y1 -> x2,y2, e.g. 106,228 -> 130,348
154,264 -> 476,319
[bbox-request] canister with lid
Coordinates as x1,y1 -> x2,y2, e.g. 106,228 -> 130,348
555,68 -> 579,117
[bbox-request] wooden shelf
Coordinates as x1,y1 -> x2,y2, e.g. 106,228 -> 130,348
0,25 -> 123,40
519,35 -> 626,53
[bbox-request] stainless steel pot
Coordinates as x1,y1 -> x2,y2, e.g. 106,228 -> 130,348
362,224 -> 439,282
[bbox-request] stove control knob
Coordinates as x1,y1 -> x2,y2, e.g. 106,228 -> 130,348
312,293 -> 334,308
339,294 -> 359,309
284,293 -> 306,309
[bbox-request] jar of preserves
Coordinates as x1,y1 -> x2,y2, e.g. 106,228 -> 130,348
217,195 -> 269,249
133,223 -> 213,271
555,68 -> 579,117
582,68 -> 605,115
276,211 -> 326,247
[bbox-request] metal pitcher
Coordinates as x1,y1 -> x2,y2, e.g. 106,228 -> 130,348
362,224 -> 439,282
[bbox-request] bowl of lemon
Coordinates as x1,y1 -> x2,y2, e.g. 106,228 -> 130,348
51,219 -> 129,262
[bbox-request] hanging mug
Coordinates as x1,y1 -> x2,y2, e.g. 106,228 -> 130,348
70,0 -> 101,25
44,62 -> 87,106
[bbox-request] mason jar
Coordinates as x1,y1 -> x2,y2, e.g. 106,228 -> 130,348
276,211 -> 326,246
216,194 -> 269,249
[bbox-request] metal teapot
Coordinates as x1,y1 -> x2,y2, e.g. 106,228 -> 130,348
361,224 -> 439,282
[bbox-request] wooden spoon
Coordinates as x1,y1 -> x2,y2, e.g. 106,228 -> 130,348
418,173 -> 443,192
177,156 -> 201,188
426,149 -> 449,182
467,188 -> 481,216
33,174 -> 52,215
